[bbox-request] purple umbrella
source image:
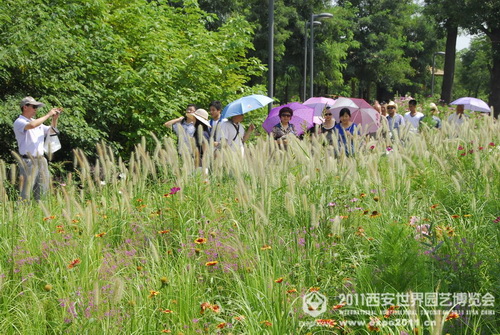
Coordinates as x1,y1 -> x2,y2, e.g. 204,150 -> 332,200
262,103 -> 314,136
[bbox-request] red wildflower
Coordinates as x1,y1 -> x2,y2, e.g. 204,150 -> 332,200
205,261 -> 218,266
316,319 -> 337,327
68,259 -> 81,269
95,232 -> 106,237
194,237 -> 207,244
274,277 -> 284,283
446,311 -> 460,321
333,303 -> 346,310
216,322 -> 226,329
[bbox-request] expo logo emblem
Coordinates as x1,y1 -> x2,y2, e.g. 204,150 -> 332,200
303,291 -> 328,317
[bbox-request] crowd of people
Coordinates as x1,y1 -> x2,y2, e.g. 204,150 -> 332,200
12,95 -> 486,201
162,97 -> 477,160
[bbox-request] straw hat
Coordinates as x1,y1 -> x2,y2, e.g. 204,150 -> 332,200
193,109 -> 211,127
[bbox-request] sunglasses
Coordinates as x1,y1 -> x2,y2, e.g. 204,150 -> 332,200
280,114 -> 292,117
324,113 -> 332,116
28,104 -> 40,109
387,106 -> 396,109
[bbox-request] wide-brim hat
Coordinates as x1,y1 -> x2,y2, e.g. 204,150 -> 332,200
20,96 -> 45,108
386,101 -> 398,109
193,109 -> 211,128
429,102 -> 438,110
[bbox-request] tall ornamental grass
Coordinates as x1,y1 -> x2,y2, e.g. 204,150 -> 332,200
0,116 -> 498,334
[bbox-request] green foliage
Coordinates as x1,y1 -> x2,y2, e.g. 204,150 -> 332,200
455,36 -> 492,100
0,0 -> 265,161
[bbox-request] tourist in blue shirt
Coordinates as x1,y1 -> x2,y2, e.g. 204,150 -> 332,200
334,108 -> 359,156
386,101 -> 405,138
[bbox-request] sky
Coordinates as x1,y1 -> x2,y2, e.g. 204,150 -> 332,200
456,34 -> 472,51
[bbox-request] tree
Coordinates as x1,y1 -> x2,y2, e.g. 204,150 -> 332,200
337,0 -> 420,101
0,0 -> 265,161
462,1 -> 500,118
455,36 -> 491,99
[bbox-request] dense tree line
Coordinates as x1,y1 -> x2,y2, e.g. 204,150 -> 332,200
0,0 -> 496,162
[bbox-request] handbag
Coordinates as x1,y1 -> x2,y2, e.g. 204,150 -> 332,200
44,127 -> 62,154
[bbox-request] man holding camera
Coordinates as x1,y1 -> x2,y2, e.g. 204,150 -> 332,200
13,96 -> 62,200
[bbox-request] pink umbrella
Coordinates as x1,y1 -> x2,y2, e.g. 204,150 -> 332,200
262,102 -> 314,136
303,97 -> 336,116
330,97 -> 380,134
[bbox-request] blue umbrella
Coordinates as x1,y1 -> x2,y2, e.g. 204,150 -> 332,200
221,94 -> 273,119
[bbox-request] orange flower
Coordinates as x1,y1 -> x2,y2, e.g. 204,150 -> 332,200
158,230 -> 170,234
333,303 -> 346,310
340,215 -> 349,219
68,259 -> 81,269
446,311 -> 459,321
159,308 -> 176,316
384,305 -> 399,318
366,317 -> 381,331
316,319 -> 337,327
445,226 -> 455,237
200,302 -> 211,314
216,322 -> 226,329
148,290 -> 159,298
287,288 -> 298,294
309,287 -> 320,292
260,320 -> 272,327
95,232 -> 106,237
451,215 -> 460,219
205,261 -> 218,266
355,226 -> 365,236
260,245 -> 272,250
56,225 -> 65,233
360,193 -> 367,198
194,238 -> 207,244
463,214 -> 472,217
234,315 -> 245,321
210,304 -> 221,313
274,277 -> 284,283
430,204 -> 439,209
373,196 -> 380,202
72,219 -> 80,223
161,330 -> 171,333
43,215 -> 56,221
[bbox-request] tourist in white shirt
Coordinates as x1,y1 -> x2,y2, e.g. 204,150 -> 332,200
13,96 -> 62,200
404,99 -> 424,133
447,104 -> 468,126
216,114 -> 255,155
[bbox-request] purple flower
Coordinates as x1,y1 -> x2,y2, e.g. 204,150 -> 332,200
328,202 -> 337,207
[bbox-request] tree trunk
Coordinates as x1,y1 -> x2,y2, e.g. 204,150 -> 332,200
488,30 -> 500,119
441,24 -> 458,103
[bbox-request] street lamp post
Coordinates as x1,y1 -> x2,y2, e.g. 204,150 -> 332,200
431,51 -> 445,97
309,12 -> 333,99
268,0 -> 274,111
303,20 -> 321,101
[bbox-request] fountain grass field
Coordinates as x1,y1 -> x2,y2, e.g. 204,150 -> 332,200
0,118 -> 499,334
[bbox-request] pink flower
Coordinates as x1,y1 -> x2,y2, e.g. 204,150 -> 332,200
458,145 -> 464,151
370,145 -> 375,150
169,187 -> 181,195
489,142 -> 495,147
386,146 -> 393,151
494,217 -> 500,223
